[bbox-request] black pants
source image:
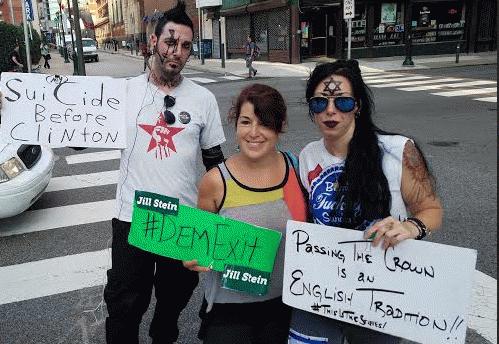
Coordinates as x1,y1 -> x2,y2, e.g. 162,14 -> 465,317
103,218 -> 199,343
199,297 -> 292,344
43,55 -> 50,68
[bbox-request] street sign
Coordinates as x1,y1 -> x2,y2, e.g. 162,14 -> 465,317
25,0 -> 34,21
344,0 -> 355,19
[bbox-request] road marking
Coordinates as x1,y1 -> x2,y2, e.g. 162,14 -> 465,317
473,96 -> 497,103
46,170 -> 119,192
431,87 -> 497,97
66,150 -> 121,164
365,75 -> 431,84
469,270 -> 498,344
0,200 -> 115,237
220,75 -> 244,80
189,77 -> 217,83
370,77 -> 460,88
362,73 -> 406,80
0,249 -> 110,305
399,80 -> 496,91
0,251 -> 494,344
181,71 -> 202,75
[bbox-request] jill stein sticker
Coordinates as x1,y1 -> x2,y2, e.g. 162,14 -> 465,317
221,264 -> 271,295
134,191 -> 179,216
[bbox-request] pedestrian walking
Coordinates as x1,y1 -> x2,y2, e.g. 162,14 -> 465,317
184,83 -> 307,344
40,41 -> 51,69
141,41 -> 150,71
7,42 -> 23,72
289,59 -> 443,343
102,2 -> 226,343
243,35 -> 257,78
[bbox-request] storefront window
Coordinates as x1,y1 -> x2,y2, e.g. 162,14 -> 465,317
412,2 -> 465,43
373,2 -> 405,46
345,4 -> 367,48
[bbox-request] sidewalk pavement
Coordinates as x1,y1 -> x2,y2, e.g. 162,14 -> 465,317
97,47 -> 496,78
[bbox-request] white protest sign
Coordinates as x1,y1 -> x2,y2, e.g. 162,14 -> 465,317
283,220 -> 477,344
0,73 -> 126,148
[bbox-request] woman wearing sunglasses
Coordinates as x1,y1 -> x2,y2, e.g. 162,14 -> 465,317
289,60 -> 442,343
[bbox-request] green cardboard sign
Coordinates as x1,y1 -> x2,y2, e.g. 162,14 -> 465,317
128,191 -> 282,273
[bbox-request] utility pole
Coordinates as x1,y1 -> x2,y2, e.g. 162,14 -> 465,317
21,0 -> 32,72
402,0 -> 414,66
7,0 -> 14,24
72,0 -> 86,75
290,0 -> 300,64
198,7 -> 204,65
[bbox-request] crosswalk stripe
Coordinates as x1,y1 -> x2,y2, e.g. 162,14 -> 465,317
66,150 -> 121,164
432,87 -> 497,97
220,75 -> 245,81
399,80 -> 496,91
473,96 -> 497,102
181,71 -> 202,75
365,75 -> 431,84
46,170 -> 119,192
0,200 -> 114,237
189,77 -> 217,83
362,73 -> 406,80
0,249 -> 110,305
370,77 -> 460,88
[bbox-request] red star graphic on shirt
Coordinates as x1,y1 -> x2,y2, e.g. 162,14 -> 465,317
308,164 -> 323,184
139,113 -> 185,159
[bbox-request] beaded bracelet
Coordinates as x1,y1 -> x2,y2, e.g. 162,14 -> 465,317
404,217 -> 429,240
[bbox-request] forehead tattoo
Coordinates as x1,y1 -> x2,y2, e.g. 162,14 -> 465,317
165,29 -> 179,53
322,77 -> 343,96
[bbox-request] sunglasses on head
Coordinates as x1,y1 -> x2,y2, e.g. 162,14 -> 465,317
308,96 -> 356,114
163,95 -> 176,124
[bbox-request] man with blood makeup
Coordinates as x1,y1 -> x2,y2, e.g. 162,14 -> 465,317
103,2 -> 225,343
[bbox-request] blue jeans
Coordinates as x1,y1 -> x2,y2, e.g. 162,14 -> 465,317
290,309 -> 403,344
246,55 -> 256,76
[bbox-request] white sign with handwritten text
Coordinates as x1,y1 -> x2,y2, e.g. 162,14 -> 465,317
0,73 -> 126,148
283,220 -> 477,344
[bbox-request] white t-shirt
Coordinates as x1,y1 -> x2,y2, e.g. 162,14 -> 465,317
115,74 -> 226,221
299,133 -> 410,227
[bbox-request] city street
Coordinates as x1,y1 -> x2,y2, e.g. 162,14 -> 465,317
0,50 -> 496,343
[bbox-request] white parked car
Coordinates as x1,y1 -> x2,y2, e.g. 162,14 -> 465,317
0,137 -> 55,219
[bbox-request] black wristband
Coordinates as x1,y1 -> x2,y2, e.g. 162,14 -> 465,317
405,217 -> 428,240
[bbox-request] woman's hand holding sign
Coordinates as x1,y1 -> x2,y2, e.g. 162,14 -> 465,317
183,259 -> 211,272
364,217 -> 420,250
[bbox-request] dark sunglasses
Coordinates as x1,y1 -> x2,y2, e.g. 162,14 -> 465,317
163,95 -> 176,124
309,96 -> 356,114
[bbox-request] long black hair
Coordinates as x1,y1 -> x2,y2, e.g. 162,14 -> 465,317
306,60 -> 392,228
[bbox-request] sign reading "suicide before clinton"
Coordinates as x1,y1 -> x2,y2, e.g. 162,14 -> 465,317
0,73 -> 126,148
283,220 -> 477,344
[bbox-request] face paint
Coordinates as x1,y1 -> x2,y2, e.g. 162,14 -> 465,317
323,77 -> 343,96
164,29 -> 180,55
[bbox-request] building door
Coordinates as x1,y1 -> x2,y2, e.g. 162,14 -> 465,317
301,7 -> 340,58
475,0 -> 497,52
309,12 -> 327,56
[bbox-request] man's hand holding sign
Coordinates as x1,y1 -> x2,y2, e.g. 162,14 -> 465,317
0,73 -> 126,148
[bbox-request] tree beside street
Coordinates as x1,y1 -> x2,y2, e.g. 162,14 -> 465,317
0,22 -> 42,73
